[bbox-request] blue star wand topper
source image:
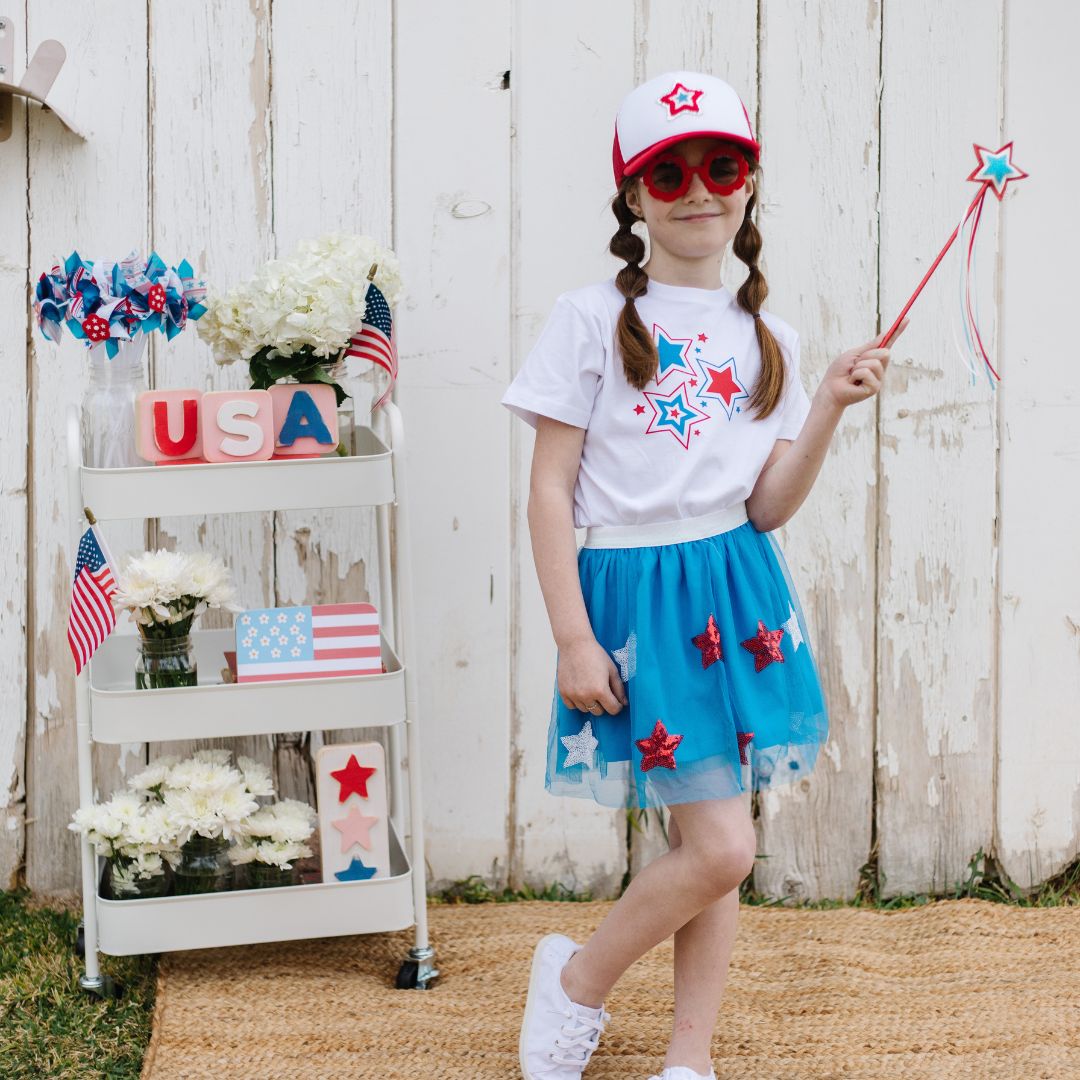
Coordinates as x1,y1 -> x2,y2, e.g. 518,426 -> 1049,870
879,142 -> 1028,386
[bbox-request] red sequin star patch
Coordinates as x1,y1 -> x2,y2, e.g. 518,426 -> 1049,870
330,753 -> 377,802
691,613 -> 724,669
635,718 -> 683,772
740,620 -> 785,672
737,731 -> 754,765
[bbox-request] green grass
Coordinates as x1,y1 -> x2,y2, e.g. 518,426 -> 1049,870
0,888 -> 156,1080
3,843 -> 1075,1078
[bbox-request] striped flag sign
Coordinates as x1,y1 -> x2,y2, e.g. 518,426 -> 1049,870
235,603 -> 383,683
68,524 -> 118,675
344,280 -> 397,410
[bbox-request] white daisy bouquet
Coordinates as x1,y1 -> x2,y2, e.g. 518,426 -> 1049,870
229,799 -> 318,872
155,749 -> 261,844
113,549 -> 241,639
196,232 -> 403,406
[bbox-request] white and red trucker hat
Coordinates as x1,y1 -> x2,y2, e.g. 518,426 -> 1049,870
612,71 -> 760,188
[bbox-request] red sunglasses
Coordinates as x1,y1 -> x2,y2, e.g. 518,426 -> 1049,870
641,144 -> 750,201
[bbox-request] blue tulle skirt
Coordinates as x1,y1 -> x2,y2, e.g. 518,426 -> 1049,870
546,503 -> 829,809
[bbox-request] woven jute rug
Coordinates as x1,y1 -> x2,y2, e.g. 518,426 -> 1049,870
139,897 -> 1080,1079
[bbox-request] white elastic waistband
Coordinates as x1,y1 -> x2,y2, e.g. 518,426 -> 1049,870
581,502 -> 749,549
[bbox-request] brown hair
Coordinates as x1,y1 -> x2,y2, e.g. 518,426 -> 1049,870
609,157 -> 788,419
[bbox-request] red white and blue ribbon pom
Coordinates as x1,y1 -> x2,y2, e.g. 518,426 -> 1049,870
33,250 -> 207,358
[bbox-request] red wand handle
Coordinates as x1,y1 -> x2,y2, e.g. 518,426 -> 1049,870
878,185 -> 987,348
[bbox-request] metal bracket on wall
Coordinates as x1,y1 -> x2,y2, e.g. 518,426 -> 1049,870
0,14 -> 85,143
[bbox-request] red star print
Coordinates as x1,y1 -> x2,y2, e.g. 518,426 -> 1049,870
636,719 -> 683,772
689,378 -> 698,387
658,81 -> 704,117
330,753 -> 377,801
691,613 -> 724,668
697,333 -> 708,342
82,314 -> 110,342
633,404 -> 646,415
701,363 -> 744,407
737,731 -> 754,765
740,620 -> 785,672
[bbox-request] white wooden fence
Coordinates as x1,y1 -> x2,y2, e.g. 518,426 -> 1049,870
1,1 -> 1075,902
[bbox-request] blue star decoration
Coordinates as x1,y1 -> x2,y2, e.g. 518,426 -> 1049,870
335,856 -> 377,882
643,382 -> 710,449
967,141 -> 1028,201
652,323 -> 695,386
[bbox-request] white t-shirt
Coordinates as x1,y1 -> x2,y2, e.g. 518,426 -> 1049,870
501,276 -> 812,528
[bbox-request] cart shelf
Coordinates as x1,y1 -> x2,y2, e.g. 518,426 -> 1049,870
95,817 -> 413,956
80,425 -> 394,520
88,628 -> 406,743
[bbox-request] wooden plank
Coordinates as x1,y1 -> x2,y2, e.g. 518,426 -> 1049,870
753,0 -> 881,901
25,0 -> 148,895
146,0 -> 276,785
395,0 -> 515,889
630,0 -> 760,891
997,3 -> 1080,888
0,11 -> 28,889
509,2 -> 633,898
269,1 -> 392,813
876,0 -> 1001,897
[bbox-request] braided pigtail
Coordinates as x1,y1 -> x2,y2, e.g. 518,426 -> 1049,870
610,178 -> 658,390
732,181 -> 787,420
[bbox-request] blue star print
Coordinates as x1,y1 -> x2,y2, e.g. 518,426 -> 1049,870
335,856 -> 377,882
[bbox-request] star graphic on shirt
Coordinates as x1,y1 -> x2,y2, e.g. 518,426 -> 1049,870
693,354 -> 750,420
658,81 -> 704,116
967,141 -> 1028,201
642,382 -> 710,449
651,323 -> 695,386
633,403 -> 646,415
697,333 -> 708,342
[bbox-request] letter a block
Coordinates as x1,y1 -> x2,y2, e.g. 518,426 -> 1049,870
200,390 -> 275,463
136,389 -> 205,464
269,384 -> 339,458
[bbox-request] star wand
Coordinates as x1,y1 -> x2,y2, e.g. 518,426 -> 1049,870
878,142 -> 1029,384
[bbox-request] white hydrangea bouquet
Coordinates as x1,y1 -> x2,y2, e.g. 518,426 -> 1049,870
196,233 -> 403,407
68,790 -> 181,899
112,549 -> 241,690
229,799 -> 318,889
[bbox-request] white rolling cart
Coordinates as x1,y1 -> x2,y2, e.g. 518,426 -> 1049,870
66,400 -> 438,997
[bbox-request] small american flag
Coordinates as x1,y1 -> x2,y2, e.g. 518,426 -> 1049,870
68,524 -> 118,675
344,280 -> 397,409
235,603 -> 382,683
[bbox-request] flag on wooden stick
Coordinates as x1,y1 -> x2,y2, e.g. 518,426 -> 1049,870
344,267 -> 398,410
68,522 -> 118,674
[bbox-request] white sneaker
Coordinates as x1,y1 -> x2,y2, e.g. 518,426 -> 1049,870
647,1068 -> 717,1080
520,932 -> 610,1078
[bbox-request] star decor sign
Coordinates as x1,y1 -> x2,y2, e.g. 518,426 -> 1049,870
659,81 -> 704,116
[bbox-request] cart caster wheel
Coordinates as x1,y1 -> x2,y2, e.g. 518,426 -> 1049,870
79,975 -> 124,1000
395,959 -> 420,989
75,922 -> 85,959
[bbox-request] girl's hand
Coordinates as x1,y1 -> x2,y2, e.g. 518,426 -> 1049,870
817,316 -> 909,411
557,637 -> 628,716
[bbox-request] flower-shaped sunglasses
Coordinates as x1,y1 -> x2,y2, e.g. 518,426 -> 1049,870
641,143 -> 750,201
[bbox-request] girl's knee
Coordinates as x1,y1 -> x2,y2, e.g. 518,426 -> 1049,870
689,832 -> 757,896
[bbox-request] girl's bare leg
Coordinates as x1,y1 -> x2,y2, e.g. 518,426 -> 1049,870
661,806 -> 747,1074
559,795 -> 756,1046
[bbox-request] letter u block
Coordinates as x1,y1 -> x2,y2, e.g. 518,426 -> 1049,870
136,389 -> 204,464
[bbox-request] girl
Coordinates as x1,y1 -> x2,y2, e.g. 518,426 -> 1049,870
502,70 -> 906,1080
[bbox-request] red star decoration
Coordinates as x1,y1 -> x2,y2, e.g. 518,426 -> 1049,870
633,403 -> 646,415
82,314 -> 110,342
701,363 -> 745,408
691,613 -> 724,668
966,141 -> 1028,202
689,378 -> 698,387
635,719 -> 683,772
740,620 -> 785,672
737,731 -> 755,766
697,333 -> 708,342
330,753 -> 377,802
147,283 -> 166,312
658,81 -> 704,117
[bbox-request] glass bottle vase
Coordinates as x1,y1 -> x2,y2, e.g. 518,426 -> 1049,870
82,335 -> 148,469
108,858 -> 169,900
244,861 -> 296,889
173,834 -> 234,895
135,632 -> 197,690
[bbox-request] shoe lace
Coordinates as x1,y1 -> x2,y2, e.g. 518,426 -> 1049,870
548,1006 -> 611,1067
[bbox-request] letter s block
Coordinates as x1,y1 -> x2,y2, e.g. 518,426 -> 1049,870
201,390 -> 275,463
136,389 -> 204,464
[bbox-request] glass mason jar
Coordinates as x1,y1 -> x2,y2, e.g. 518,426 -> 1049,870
108,858 -> 169,900
244,861 -> 296,889
135,632 -> 197,690
173,834 -> 234,895
82,335 -> 148,469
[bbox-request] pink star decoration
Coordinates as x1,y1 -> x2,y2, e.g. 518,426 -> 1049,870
331,806 -> 379,852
